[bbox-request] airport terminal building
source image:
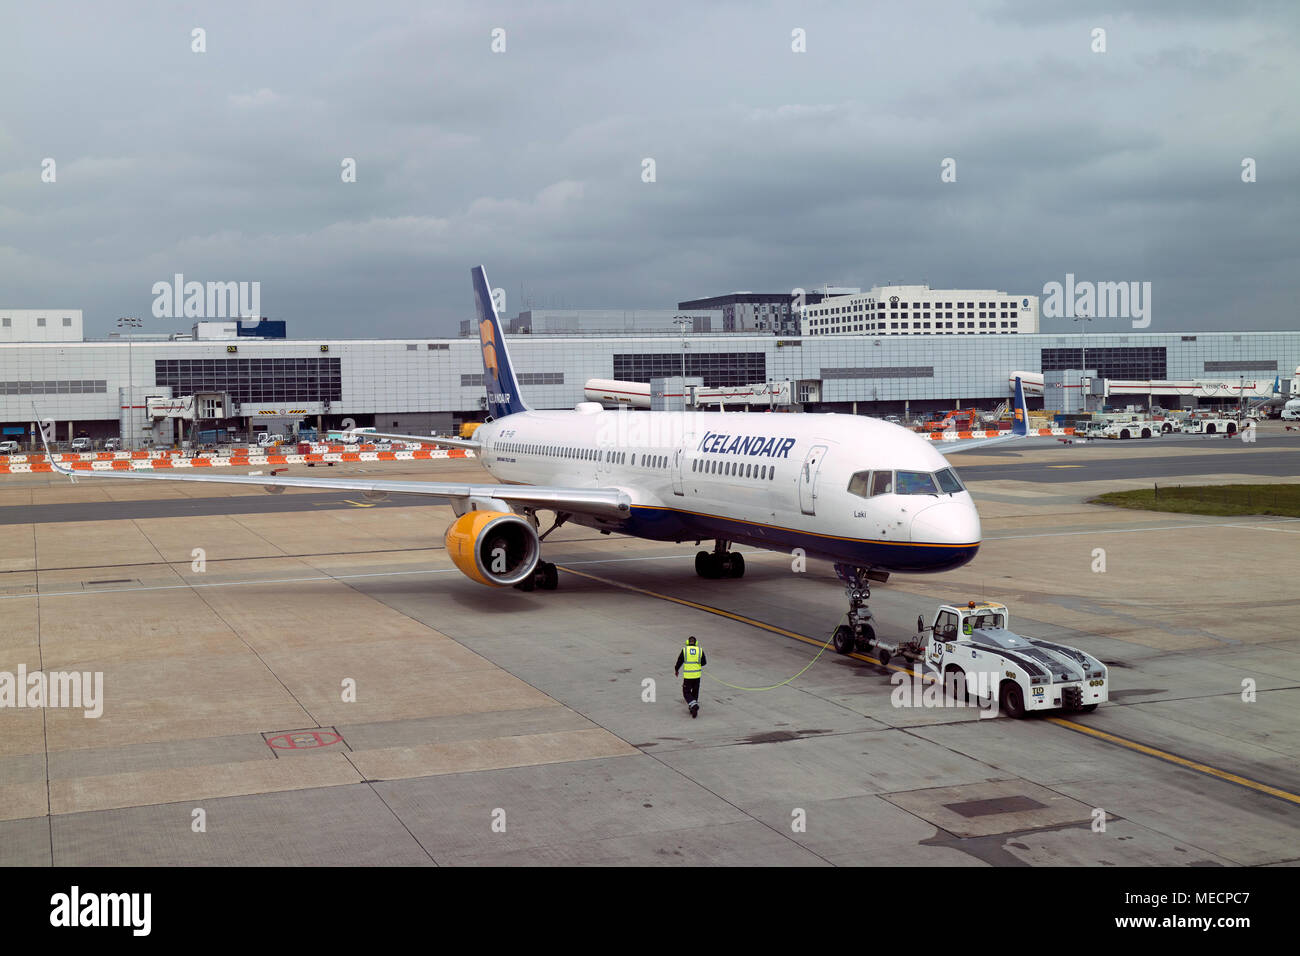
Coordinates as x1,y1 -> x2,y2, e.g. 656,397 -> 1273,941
2,306 -> 1298,447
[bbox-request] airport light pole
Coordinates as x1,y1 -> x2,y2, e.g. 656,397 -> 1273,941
1074,312 -> 1093,414
673,315 -> 691,408
118,317 -> 142,449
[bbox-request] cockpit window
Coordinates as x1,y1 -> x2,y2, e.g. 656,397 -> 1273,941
895,470 -> 938,495
847,471 -> 871,498
870,471 -> 893,496
935,468 -> 964,494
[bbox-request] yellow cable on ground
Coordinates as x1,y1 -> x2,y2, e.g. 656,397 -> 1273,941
701,615 -> 845,691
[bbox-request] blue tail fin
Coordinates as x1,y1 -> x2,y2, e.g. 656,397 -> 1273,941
472,265 -> 529,419
1010,376 -> 1029,436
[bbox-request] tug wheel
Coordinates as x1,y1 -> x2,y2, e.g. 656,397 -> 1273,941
1000,681 -> 1026,719
832,625 -> 856,655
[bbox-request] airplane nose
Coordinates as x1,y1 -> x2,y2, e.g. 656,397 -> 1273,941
911,495 -> 981,545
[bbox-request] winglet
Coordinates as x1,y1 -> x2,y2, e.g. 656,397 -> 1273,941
472,265 -> 528,420
1010,376 -> 1029,437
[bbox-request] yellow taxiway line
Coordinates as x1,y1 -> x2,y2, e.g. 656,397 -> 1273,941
559,565 -> 1300,807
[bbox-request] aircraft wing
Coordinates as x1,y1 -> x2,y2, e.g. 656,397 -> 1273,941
931,376 -> 1031,454
333,429 -> 481,450
36,422 -> 627,519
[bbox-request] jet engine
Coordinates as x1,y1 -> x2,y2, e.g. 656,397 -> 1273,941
444,510 -> 540,587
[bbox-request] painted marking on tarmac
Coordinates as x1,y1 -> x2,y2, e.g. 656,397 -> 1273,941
9,542 -> 1297,806
1046,464 -> 1083,469
1047,717 -> 1300,807
0,552 -> 696,601
560,566 -> 915,675
560,565 -> 1300,809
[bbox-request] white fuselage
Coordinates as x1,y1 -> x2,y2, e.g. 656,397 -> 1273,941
475,405 -> 981,573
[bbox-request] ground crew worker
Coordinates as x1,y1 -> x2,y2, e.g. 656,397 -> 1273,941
674,636 -> 707,718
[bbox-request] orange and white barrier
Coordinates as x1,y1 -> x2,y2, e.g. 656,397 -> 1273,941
927,427 -> 1074,442
0,447 -> 474,474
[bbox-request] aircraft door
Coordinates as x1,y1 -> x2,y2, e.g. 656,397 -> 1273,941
798,444 -> 828,515
672,433 -> 693,496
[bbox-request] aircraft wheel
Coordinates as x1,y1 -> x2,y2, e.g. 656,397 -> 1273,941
728,552 -> 745,578
832,625 -> 856,655
539,562 -> 559,590
514,575 -> 536,592
695,551 -> 713,578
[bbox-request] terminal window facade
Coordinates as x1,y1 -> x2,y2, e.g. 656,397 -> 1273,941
821,366 -> 935,379
459,372 -> 563,385
614,352 -> 766,387
155,358 -> 342,404
1041,347 -> 1166,380
1204,360 -> 1277,372
1,379 -> 107,395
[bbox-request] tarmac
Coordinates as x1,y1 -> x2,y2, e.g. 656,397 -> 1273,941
1,423 -> 1297,866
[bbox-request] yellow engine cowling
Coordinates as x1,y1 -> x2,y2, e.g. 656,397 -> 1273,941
444,510 -> 540,587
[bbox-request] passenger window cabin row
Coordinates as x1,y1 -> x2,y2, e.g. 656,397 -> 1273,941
691,457 -> 775,481
493,441 -> 667,469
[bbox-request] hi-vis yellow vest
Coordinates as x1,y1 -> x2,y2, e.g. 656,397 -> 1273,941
682,644 -> 703,679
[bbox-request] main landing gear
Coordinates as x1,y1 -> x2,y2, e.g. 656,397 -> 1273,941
514,560 -> 559,591
515,509 -> 565,591
831,564 -> 889,659
695,540 -> 745,579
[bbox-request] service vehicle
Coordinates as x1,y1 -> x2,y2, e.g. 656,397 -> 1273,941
69,437 -> 93,452
1100,418 -> 1160,439
1179,417 -> 1239,435
833,600 -> 1108,718
0,440 -> 20,454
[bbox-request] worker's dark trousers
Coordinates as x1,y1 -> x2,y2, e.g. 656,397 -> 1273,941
682,678 -> 701,709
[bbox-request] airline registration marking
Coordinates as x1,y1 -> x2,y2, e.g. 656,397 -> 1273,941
697,432 -> 796,458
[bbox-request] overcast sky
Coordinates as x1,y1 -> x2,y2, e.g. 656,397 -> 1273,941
2,0 -> 1297,338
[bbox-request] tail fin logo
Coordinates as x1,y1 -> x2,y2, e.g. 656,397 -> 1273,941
479,318 -> 499,379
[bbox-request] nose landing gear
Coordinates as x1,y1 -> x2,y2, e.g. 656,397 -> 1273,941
695,540 -> 745,579
831,564 -> 888,656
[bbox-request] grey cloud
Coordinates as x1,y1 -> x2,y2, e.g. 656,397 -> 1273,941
0,0 -> 1295,336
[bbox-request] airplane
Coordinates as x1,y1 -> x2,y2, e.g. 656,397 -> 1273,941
1249,368 -> 1300,415
40,265 -> 1030,654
